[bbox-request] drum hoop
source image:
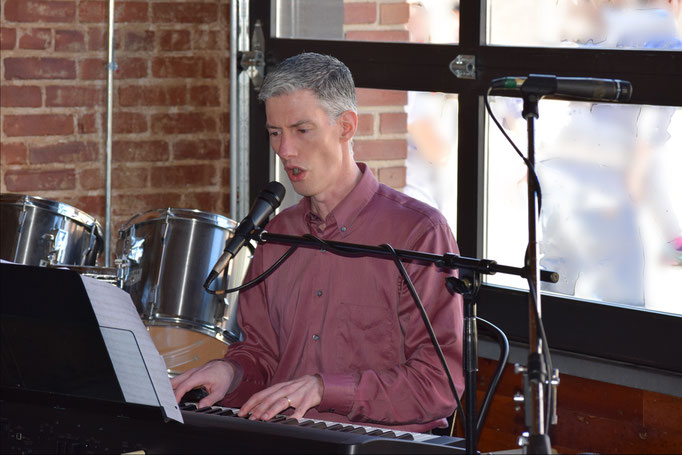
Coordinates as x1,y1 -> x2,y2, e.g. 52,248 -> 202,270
0,193 -> 104,237
119,208 -> 236,233
145,317 -> 234,344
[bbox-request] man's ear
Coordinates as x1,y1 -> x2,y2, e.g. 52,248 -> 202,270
338,110 -> 358,143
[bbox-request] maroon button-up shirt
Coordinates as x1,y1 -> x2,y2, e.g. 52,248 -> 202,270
219,163 -> 464,433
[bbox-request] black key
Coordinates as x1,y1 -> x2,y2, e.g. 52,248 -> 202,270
180,403 -> 197,411
348,427 -> 367,435
299,420 -> 315,427
366,429 -> 385,436
217,409 -> 236,416
377,431 -> 397,439
397,433 -> 414,440
282,418 -> 299,425
196,406 -> 213,413
309,422 -> 328,429
206,408 -> 222,414
268,415 -> 287,423
326,424 -> 344,431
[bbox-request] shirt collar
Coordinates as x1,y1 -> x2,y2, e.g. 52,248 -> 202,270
302,162 -> 379,237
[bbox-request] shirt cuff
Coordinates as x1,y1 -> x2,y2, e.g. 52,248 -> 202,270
223,359 -> 244,394
317,372 -> 358,415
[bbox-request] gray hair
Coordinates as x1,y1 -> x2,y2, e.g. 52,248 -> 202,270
258,53 -> 358,121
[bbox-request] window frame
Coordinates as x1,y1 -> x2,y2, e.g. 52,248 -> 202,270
247,0 -> 682,375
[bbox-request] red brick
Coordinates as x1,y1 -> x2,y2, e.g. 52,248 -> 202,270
4,57 -> 76,80
46,85 -> 105,107
194,30 -> 221,50
344,3 -> 377,25
357,88 -> 407,107
116,2 -> 149,23
353,139 -> 407,160
3,114 -> 74,137
55,30 -> 85,52
0,85 -> 42,107
112,193 -> 182,216
118,85 -> 186,107
4,0 -> 76,23
151,113 -> 217,134
189,85 -> 221,107
150,164 -> 217,187
380,112 -> 407,134
113,166 -> 148,188
18,28 -> 51,50
65,195 -> 104,221
5,169 -> 76,192
78,113 -> 97,134
160,30 -> 191,51
151,56 -> 217,78
173,139 -> 222,160
80,58 -> 106,79
377,166 -> 406,188
116,57 -> 148,79
112,112 -> 148,134
80,1 -> 145,23
357,113 -> 374,136
1,28 -> 17,50
152,3 -> 219,23
78,167 -> 103,190
380,2 -> 409,25
124,30 -> 154,52
88,27 -> 121,51
344,30 -> 410,42
78,1 -> 107,22
113,140 -> 169,162
180,191 -> 221,213
0,142 -> 28,165
29,141 -> 98,164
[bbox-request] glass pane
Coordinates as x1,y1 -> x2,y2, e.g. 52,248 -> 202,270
487,0 -> 682,50
272,0 -> 460,44
356,88 -> 458,232
485,96 -> 682,315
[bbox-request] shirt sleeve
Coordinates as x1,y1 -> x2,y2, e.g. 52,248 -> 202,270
217,245 -> 281,407
317,222 -> 465,427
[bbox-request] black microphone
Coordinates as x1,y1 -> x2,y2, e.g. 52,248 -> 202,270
491,74 -> 632,102
204,181 -> 286,288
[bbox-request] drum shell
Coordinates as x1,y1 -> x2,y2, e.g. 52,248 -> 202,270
117,208 -> 250,343
0,194 -> 103,266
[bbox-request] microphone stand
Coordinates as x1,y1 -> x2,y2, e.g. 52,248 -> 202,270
519,76 -> 555,454
242,229 -> 557,454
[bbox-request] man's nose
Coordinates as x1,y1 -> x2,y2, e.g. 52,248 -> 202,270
275,132 -> 296,160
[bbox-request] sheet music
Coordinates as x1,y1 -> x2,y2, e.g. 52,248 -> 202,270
81,276 -> 183,423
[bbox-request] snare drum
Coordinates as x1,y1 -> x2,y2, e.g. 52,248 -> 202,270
116,208 -> 251,375
0,194 -> 103,266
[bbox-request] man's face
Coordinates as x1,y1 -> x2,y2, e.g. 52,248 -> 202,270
265,89 -> 346,199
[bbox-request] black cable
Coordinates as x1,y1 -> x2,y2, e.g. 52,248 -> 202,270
203,244 -> 298,296
486,84 -> 555,433
380,243 -> 466,437
484,88 -> 542,212
296,234 -> 466,431
475,317 -> 509,440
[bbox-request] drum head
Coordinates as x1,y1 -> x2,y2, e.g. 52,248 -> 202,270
148,326 -> 229,376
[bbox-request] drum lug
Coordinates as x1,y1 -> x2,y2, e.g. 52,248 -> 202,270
41,229 -> 67,266
114,258 -> 129,288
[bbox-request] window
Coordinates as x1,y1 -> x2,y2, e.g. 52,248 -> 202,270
246,0 -> 682,374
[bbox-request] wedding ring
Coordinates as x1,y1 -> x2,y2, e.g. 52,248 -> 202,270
285,396 -> 292,407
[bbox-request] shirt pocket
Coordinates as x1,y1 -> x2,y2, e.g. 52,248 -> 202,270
333,302 -> 398,372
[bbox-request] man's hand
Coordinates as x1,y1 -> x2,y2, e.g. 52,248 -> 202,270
238,374 -> 324,421
170,359 -> 235,409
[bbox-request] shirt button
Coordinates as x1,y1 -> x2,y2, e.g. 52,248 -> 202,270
317,290 -> 323,297
340,226 -> 347,232
312,334 -> 320,341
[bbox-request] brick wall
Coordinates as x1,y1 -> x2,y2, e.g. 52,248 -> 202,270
1,0 -> 230,258
0,0 -> 411,258
343,0 -> 411,189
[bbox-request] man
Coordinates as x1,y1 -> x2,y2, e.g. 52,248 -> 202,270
171,52 -> 464,433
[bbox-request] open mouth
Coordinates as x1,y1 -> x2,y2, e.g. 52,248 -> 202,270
292,167 -> 302,175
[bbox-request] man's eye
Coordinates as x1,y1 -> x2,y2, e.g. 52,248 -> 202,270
298,129 -> 308,134
269,131 -> 280,137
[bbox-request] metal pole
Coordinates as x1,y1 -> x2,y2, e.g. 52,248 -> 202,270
229,0 -> 238,221
104,0 -> 116,267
